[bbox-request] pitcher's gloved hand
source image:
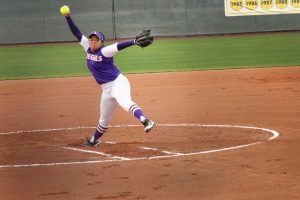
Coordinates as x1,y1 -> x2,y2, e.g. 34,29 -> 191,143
135,29 -> 154,48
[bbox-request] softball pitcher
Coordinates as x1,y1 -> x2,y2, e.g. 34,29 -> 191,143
60,5 -> 154,147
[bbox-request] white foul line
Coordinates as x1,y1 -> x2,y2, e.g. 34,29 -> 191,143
0,124 -> 280,168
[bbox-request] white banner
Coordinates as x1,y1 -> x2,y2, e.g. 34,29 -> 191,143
225,0 -> 300,16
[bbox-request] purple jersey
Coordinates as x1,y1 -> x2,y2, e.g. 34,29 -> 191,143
86,46 -> 120,85
79,35 -> 134,85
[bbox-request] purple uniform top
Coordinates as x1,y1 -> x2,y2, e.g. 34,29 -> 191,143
83,40 -> 120,84
87,47 -> 120,85
80,36 -> 134,85
65,16 -> 134,85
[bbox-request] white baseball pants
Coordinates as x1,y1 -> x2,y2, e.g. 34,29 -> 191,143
99,74 -> 136,127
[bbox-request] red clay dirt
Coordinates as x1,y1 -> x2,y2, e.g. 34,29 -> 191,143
0,67 -> 299,200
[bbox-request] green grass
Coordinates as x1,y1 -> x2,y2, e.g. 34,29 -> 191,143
1,32 -> 300,80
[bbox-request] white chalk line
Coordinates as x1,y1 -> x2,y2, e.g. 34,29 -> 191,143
0,126 -> 96,136
0,124 -> 280,168
139,146 -> 184,156
63,142 -> 184,160
0,124 -> 279,141
63,147 -> 131,161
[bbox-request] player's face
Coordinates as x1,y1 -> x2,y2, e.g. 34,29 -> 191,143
88,35 -> 102,52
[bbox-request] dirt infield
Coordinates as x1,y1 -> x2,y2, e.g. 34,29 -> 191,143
0,67 -> 299,200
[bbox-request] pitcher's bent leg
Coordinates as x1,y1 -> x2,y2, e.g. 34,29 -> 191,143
112,74 -> 155,132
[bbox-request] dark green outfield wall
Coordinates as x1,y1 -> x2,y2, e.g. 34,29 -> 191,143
1,0 -> 300,44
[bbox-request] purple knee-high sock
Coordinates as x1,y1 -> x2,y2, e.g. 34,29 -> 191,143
90,124 -> 108,142
129,104 -> 146,122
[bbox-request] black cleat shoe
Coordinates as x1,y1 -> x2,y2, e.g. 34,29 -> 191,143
83,137 -> 100,147
142,119 -> 155,133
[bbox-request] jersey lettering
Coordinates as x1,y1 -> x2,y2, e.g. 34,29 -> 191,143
86,53 -> 102,62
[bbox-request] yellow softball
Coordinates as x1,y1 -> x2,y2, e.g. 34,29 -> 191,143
60,5 -> 70,16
